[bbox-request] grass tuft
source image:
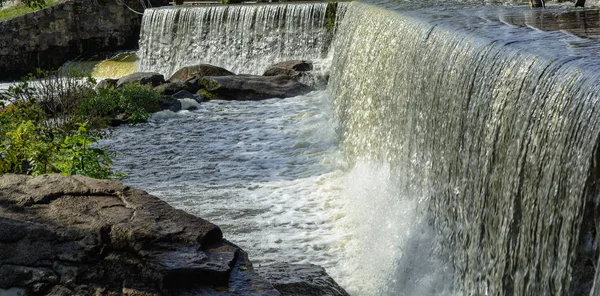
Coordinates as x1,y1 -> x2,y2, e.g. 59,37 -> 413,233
0,0 -> 58,22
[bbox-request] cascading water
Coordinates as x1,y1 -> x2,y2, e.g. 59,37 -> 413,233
330,2 -> 600,295
61,52 -> 139,79
138,3 -> 345,78
103,1 -> 600,295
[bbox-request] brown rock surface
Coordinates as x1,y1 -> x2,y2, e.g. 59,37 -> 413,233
168,64 -> 235,83
0,174 -> 279,296
200,75 -> 314,101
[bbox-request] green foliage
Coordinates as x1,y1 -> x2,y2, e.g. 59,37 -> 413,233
0,120 -> 121,179
198,89 -> 220,100
78,83 -> 162,124
0,0 -> 57,22
0,69 -> 146,179
53,123 -> 123,179
22,0 -> 46,9
1,69 -> 98,131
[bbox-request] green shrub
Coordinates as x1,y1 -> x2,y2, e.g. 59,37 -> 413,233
53,123 -> 122,179
0,0 -> 57,22
0,70 -> 127,179
78,83 -> 162,124
0,120 -> 121,179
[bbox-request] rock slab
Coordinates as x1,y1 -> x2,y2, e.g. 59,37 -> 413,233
257,263 -> 350,296
201,75 -> 314,100
0,174 -> 278,296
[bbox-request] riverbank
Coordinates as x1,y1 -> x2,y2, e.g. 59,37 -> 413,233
0,173 -> 349,295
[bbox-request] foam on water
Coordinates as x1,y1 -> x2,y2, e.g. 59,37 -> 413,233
99,90 -> 454,295
178,98 -> 201,111
329,161 -> 454,295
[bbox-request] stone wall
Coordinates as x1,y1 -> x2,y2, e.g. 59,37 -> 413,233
0,0 -> 163,80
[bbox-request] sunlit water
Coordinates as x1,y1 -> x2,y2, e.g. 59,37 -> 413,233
99,90 -> 453,295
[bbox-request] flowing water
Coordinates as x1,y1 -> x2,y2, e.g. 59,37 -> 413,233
138,2 -> 346,78
330,2 -> 600,295
102,1 -> 600,295
61,52 -> 139,79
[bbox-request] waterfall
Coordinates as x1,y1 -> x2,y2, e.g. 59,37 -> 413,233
138,3 -> 346,78
330,2 -> 600,295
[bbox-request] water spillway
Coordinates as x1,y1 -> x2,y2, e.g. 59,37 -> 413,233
111,1 -> 600,295
330,2 -> 600,295
138,2 -> 345,77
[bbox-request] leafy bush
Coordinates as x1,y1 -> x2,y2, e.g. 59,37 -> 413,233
77,83 -> 162,124
1,69 -> 97,131
0,119 -> 121,179
0,69 -> 165,179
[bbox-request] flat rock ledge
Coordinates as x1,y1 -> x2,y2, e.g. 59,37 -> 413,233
0,174 -> 348,296
257,263 -> 350,296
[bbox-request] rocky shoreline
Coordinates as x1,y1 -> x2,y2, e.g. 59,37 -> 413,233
0,174 -> 348,296
99,61 -> 319,126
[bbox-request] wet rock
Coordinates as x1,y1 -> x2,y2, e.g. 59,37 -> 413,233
172,90 -> 196,100
183,78 -> 204,94
0,174 -> 279,296
257,263 -> 350,296
171,90 -> 201,110
169,64 -> 235,83
200,75 -> 313,100
263,60 -> 313,77
154,82 -> 184,95
263,60 -> 315,86
159,97 -> 182,112
117,72 -> 165,88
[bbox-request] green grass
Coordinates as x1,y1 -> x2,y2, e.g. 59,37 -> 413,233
0,0 -> 58,22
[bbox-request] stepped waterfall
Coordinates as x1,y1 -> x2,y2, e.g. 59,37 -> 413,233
128,1 -> 600,295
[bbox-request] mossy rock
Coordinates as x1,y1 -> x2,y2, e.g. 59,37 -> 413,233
198,89 -> 220,100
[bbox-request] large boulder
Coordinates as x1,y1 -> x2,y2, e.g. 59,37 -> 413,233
257,263 -> 350,296
0,174 -> 279,296
168,64 -> 235,83
262,60 -> 313,78
200,75 -> 314,100
117,72 -> 165,88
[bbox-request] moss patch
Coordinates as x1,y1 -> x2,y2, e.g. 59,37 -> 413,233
198,89 -> 220,100
0,0 -> 58,22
